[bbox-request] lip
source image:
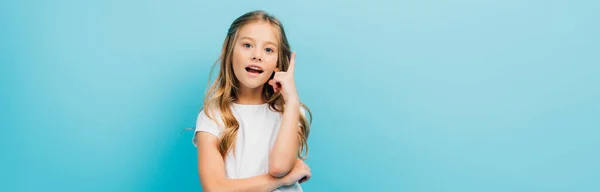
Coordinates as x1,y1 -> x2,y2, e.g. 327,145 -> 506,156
245,64 -> 264,77
245,64 -> 263,71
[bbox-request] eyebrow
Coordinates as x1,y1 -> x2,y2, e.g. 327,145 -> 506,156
239,36 -> 278,47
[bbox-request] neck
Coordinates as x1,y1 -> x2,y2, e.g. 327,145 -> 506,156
235,84 -> 265,105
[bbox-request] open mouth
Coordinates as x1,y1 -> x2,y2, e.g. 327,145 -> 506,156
245,65 -> 264,74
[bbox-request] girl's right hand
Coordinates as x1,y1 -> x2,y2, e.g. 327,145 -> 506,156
280,159 -> 311,186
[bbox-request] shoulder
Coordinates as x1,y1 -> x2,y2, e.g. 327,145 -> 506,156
194,108 -> 225,137
299,105 -> 307,116
198,107 -> 225,124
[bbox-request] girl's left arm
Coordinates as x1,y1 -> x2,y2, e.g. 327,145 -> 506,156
267,52 -> 302,178
269,101 -> 300,177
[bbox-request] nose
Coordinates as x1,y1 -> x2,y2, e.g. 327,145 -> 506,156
251,49 -> 262,62
252,56 -> 262,62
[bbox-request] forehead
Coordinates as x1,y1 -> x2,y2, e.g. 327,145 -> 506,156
237,21 -> 279,44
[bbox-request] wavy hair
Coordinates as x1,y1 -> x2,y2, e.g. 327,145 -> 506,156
202,10 -> 312,160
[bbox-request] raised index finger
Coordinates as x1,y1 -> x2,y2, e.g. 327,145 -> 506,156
288,52 -> 296,73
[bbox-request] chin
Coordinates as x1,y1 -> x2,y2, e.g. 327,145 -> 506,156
239,79 -> 266,89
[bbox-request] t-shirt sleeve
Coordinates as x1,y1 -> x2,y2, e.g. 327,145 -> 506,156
298,106 -> 307,127
192,109 -> 222,147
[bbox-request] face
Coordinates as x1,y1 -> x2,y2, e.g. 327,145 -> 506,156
232,21 -> 280,90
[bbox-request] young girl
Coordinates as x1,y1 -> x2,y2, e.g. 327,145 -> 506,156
192,10 -> 313,192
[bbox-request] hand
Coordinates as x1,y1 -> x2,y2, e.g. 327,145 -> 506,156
280,159 -> 311,186
268,52 -> 299,105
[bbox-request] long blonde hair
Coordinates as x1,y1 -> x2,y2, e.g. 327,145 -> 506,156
202,10 -> 312,160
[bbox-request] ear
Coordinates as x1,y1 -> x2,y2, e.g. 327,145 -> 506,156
274,68 -> 280,72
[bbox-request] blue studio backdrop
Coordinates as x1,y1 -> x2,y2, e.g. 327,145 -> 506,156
1,0 -> 599,191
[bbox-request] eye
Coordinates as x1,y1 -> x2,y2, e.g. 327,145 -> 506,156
243,43 -> 252,48
265,48 -> 274,53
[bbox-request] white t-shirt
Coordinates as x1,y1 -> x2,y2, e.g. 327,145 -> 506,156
193,102 -> 305,192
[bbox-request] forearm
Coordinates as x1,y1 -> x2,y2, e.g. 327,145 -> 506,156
206,174 -> 282,192
269,101 -> 301,177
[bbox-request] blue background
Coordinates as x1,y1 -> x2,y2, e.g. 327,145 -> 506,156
2,0 -> 599,191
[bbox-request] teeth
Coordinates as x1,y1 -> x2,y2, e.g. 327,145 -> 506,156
248,66 -> 262,71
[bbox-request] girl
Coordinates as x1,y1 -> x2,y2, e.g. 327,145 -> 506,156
192,10 -> 313,192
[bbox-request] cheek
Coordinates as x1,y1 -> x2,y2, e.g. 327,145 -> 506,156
232,48 -> 246,68
265,55 -> 279,69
